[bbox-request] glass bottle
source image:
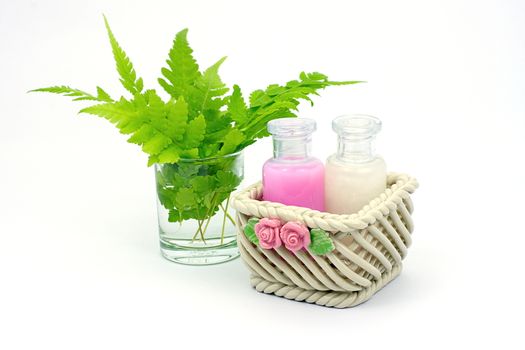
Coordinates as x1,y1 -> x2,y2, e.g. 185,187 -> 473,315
263,118 -> 325,211
325,114 -> 387,214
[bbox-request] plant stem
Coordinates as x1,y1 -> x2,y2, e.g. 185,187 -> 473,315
191,224 -> 199,242
219,203 -> 236,226
191,191 -> 219,243
191,206 -> 207,243
191,219 -> 206,244
202,215 -> 213,238
220,196 -> 232,244
198,219 -> 206,243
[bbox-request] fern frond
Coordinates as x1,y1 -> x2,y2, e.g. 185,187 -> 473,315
79,97 -> 140,130
240,72 -> 363,141
103,15 -> 143,95
30,85 -> 114,102
164,97 -> 189,142
227,85 -> 248,125
78,90 -> 203,165
218,128 -> 245,155
96,86 -> 113,102
158,28 -> 200,101
30,86 -> 99,101
183,113 -> 206,149
31,18 -> 361,169
193,56 -> 229,112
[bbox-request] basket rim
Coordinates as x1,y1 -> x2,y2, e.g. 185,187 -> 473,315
232,172 -> 418,231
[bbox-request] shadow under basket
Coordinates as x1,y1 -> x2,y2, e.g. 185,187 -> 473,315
232,173 -> 418,308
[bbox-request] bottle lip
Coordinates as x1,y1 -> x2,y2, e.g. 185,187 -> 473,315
267,118 -> 316,137
332,114 -> 382,139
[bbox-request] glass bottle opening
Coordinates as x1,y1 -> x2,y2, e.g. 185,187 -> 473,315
332,114 -> 381,140
267,118 -> 316,139
268,118 -> 316,160
332,114 -> 382,163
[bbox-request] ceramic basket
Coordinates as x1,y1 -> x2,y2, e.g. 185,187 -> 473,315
232,173 -> 418,308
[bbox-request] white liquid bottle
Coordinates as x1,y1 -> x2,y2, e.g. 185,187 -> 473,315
325,115 -> 387,214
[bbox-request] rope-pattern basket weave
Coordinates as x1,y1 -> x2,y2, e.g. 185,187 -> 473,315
232,173 -> 418,308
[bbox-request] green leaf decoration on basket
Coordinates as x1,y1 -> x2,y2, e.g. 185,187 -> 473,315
309,228 -> 335,256
244,218 -> 260,245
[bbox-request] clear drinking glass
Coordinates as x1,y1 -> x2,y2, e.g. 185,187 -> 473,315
154,151 -> 244,265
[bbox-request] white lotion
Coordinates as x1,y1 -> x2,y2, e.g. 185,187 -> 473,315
325,115 -> 387,214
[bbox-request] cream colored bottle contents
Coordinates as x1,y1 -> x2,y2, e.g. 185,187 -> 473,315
325,115 -> 387,214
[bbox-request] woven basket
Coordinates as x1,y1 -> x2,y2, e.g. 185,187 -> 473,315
232,173 -> 418,308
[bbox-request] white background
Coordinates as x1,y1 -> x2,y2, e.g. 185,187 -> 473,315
1,0 -> 524,348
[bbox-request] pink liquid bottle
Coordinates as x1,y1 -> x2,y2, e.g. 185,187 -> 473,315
262,118 -> 325,211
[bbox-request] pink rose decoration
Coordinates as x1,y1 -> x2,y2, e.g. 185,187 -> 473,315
280,222 -> 311,252
255,218 -> 283,249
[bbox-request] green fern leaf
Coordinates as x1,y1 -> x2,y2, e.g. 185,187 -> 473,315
147,155 -> 160,167
216,170 -> 241,192
228,85 -> 248,125
79,98 -> 139,128
79,92 -> 185,164
274,88 -> 314,106
142,90 -> 171,133
265,84 -> 287,96
165,97 -> 189,141
96,86 -> 113,102
204,110 -> 231,133
299,71 -> 326,81
31,20 -> 361,171
103,16 -> 143,95
249,90 -> 272,107
218,129 -> 245,155
158,75 -> 177,97
127,124 -> 156,146
240,72 -> 363,141
30,86 -> 100,101
180,148 -> 199,158
157,145 -> 181,164
183,113 -> 206,149
159,29 -> 200,101
142,133 -> 172,155
193,56 -> 229,112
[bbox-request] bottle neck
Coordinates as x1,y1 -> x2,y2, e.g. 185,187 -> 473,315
336,136 -> 376,163
273,136 -> 312,160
